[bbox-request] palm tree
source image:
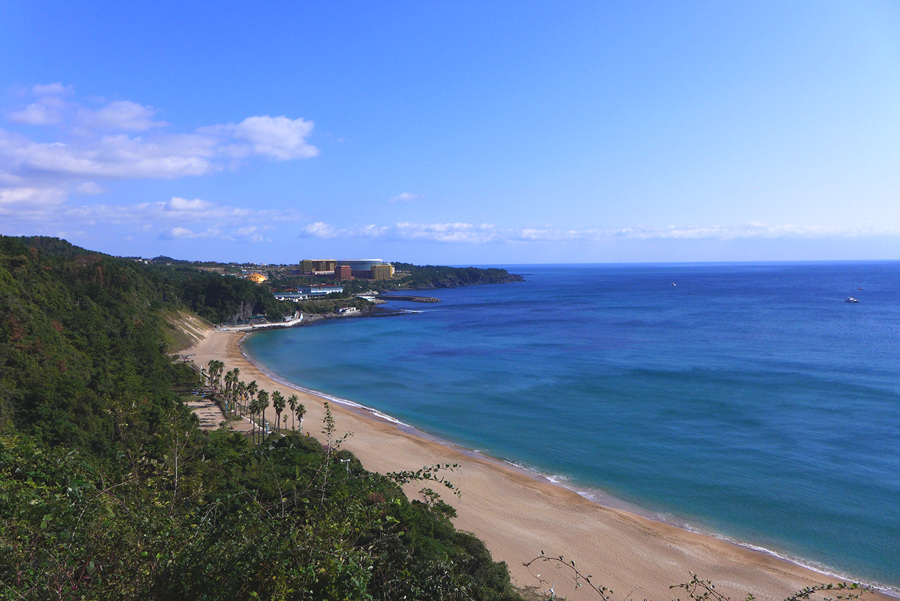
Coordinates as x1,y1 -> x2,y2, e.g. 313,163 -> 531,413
296,402 -> 306,434
256,390 -> 269,442
246,380 -> 258,417
272,391 -> 285,434
225,367 -> 240,411
206,359 -> 224,393
247,396 -> 259,443
223,370 -> 236,412
235,381 -> 246,416
288,394 -> 299,431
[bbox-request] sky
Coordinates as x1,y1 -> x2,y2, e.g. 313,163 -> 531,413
1,1 -> 899,265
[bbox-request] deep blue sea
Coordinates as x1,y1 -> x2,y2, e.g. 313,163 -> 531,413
244,263 -> 900,591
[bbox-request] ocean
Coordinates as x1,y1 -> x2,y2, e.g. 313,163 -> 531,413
243,262 -> 900,592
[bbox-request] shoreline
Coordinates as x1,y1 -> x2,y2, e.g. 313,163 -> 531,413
183,325 -> 896,601
239,336 -> 895,597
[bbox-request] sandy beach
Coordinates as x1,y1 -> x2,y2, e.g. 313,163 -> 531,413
180,325 -> 892,601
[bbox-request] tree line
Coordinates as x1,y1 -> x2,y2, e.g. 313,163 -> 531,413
205,359 -> 307,441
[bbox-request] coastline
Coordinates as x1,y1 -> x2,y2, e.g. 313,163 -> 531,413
182,326 -> 895,601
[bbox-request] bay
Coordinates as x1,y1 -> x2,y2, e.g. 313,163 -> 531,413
243,262 -> 900,591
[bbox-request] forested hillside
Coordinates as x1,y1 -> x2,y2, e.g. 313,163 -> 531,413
392,263 -> 524,289
0,237 -> 522,600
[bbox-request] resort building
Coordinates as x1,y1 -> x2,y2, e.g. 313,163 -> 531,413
336,259 -> 395,280
371,264 -> 395,280
273,284 -> 344,301
334,264 -> 352,280
302,284 -> 343,296
299,259 -> 337,275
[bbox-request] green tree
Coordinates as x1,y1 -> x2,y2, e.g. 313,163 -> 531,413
234,380 -> 247,416
223,369 -> 236,412
296,401 -> 306,433
288,394 -> 299,431
272,391 -> 285,434
246,379 -> 258,417
255,389 -> 269,442
206,359 -> 224,392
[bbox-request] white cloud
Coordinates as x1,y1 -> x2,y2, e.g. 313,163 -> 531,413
294,220 -> 900,245
75,181 -> 106,195
160,224 -> 270,243
301,222 -> 338,238
395,222 -> 499,243
0,85 -> 320,218
8,95 -> 69,126
0,189 -> 303,245
165,226 -> 204,239
358,224 -> 390,237
299,221 -> 498,243
0,119 -> 314,181
230,225 -> 270,243
389,192 -> 423,203
77,100 -> 167,132
0,185 -> 67,208
299,222 -> 390,239
31,83 -> 74,97
199,115 -> 318,160
137,220 -> 275,243
234,226 -> 259,237
165,196 -> 214,212
0,129 -> 218,180
140,197 -> 302,226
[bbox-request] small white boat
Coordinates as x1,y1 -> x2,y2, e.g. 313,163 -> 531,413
845,296 -> 859,303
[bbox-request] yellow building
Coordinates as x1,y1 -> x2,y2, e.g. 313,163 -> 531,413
247,272 -> 268,283
371,264 -> 395,280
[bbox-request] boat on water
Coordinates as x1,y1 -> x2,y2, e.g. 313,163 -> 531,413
845,296 -> 860,303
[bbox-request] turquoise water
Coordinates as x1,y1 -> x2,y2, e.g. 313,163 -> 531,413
244,263 -> 900,591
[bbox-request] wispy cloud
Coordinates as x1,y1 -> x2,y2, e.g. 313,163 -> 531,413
76,100 -> 169,132
163,226 -> 209,240
300,222 -> 390,239
1,191 -> 300,243
298,221 -> 900,244
389,192 -> 423,203
160,224 -> 271,242
396,222 -> 498,243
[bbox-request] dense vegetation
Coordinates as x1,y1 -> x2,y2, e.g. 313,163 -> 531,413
289,296 -> 373,315
141,265 -> 294,324
329,263 -> 523,296
264,263 -> 522,296
0,236 -> 522,600
391,263 -> 524,289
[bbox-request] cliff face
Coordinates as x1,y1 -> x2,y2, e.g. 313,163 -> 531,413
163,309 -> 213,353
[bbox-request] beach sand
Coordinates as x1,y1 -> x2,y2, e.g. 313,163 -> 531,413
180,326 -> 892,601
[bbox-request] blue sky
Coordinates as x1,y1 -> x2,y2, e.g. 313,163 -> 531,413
2,2 -> 899,264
